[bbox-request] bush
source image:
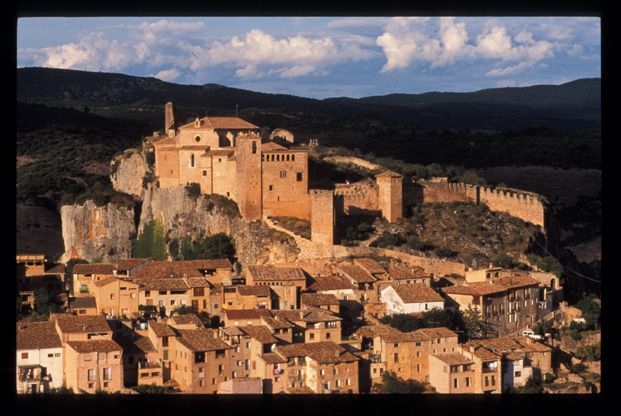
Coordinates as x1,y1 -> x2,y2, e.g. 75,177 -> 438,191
185,182 -> 201,199
575,294 -> 601,329
171,305 -> 196,315
179,233 -> 236,263
133,220 -> 168,260
570,363 -> 587,374
372,371 -> 426,394
527,254 -> 564,277
142,171 -> 157,189
433,247 -> 456,258
575,343 -> 600,361
370,231 -> 405,248
493,253 -> 517,269
132,385 -> 179,394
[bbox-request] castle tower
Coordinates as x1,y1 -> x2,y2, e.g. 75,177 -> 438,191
164,101 -> 175,137
310,189 -> 335,247
376,171 -> 403,223
235,133 -> 263,221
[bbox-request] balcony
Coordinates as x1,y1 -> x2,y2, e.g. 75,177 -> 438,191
369,354 -> 382,363
18,366 -> 50,383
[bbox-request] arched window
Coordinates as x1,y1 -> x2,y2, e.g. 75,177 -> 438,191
286,154 -> 290,161
195,136 -> 201,143
190,154 -> 195,168
292,154 -> 295,161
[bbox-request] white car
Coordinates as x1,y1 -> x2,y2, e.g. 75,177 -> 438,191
521,330 -> 543,340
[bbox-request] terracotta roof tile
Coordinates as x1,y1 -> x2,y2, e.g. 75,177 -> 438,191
387,283 -> 444,304
16,321 -> 62,350
301,293 -> 339,307
176,328 -> 231,352
238,326 -> 278,344
224,309 -> 273,321
413,327 -> 458,340
386,266 -> 430,281
261,316 -> 293,330
247,265 -> 306,282
237,285 -> 271,297
170,314 -> 205,328
149,321 -> 176,337
471,346 -> 501,361
67,340 -> 122,353
45,263 -> 66,274
179,116 -> 259,130
54,314 -> 111,333
73,264 -> 114,275
276,341 -> 359,364
442,282 -> 507,296
135,278 -> 190,291
353,258 -> 387,275
187,277 -> 212,288
432,353 -> 474,366
94,276 -> 119,287
261,352 -> 288,364
114,259 -> 150,271
307,275 -> 356,292
338,265 -> 375,284
261,142 -> 287,151
69,297 -> 97,309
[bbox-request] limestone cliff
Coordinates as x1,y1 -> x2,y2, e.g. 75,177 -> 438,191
110,148 -> 149,199
60,200 -> 136,263
140,184 -> 300,265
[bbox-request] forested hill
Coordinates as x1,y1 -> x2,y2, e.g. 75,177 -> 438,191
17,67 -> 600,131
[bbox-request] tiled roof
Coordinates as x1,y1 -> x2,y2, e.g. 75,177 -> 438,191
179,145 -> 209,151
204,149 -> 235,157
73,263 -> 114,275
176,329 -> 232,352
114,259 -> 150,271
69,297 -> 97,309
354,324 -> 427,343
237,285 -> 271,297
276,341 -> 359,364
133,259 -> 231,280
413,327 -> 458,340
301,293 -> 339,307
113,333 -> 157,354
387,283 -> 444,304
273,310 -> 304,323
170,314 -> 205,328
186,277 -> 211,288
441,282 -> 507,296
16,321 -> 62,350
54,314 -> 111,333
153,137 -> 175,146
66,340 -> 122,353
261,142 -> 287,151
179,116 -> 259,130
471,346 -> 501,361
224,309 -> 273,321
301,309 -> 342,323
353,258 -> 387,275
466,336 -> 552,354
135,278 -> 189,291
307,275 -> 356,292
337,265 -> 375,284
94,276 -> 119,287
386,266 -> 430,281
148,321 -> 176,337
261,316 -> 293,330
247,265 -> 306,282
261,352 -> 288,364
238,326 -> 278,344
432,353 -> 474,366
221,326 -> 246,337
494,275 -> 541,290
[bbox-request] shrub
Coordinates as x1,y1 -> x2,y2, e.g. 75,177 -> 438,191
493,253 -> 517,269
570,363 -> 587,374
142,171 -> 157,189
527,254 -> 564,277
171,305 -> 196,315
372,371 -> 426,394
370,231 -> 405,248
185,182 -> 201,199
179,233 -> 236,263
575,294 -> 601,329
433,247 -> 456,258
575,343 -> 601,361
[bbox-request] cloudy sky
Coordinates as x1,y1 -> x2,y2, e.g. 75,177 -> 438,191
17,17 -> 600,99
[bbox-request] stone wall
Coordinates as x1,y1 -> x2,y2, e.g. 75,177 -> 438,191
322,156 -> 383,171
310,189 -> 335,247
262,150 -> 310,220
334,179 -> 379,216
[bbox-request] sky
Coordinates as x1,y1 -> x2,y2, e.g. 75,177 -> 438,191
17,17 -> 600,99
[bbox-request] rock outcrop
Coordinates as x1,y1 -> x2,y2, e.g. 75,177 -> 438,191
110,148 -> 149,199
60,200 -> 136,263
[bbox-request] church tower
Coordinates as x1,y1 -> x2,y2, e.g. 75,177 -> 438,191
164,101 -> 175,137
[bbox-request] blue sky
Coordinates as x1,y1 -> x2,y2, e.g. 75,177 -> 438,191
17,17 -> 600,99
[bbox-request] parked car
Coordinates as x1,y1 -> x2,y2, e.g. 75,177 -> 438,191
521,329 -> 543,340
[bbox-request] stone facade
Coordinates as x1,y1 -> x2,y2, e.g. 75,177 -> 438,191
376,171 -> 403,223
310,190 -> 335,247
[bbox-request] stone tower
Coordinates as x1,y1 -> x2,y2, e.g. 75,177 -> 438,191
310,189 -> 335,247
164,102 -> 175,137
235,133 -> 263,221
376,171 -> 403,223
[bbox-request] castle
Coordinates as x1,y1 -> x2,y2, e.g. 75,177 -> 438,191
152,103 -> 404,246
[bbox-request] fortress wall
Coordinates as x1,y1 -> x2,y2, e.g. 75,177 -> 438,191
334,180 -> 380,216
417,182 -> 471,204
262,151 -> 311,221
310,190 -> 335,247
477,186 -> 546,228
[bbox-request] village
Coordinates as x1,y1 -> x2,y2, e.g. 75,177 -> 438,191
16,104 -> 601,395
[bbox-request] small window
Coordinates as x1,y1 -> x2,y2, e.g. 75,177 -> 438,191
203,170 -> 207,176
291,154 -> 295,161
195,136 -> 201,143
84,355 -> 92,362
296,172 -> 303,182
252,141 -> 257,154
269,185 -> 273,191
21,352 -> 28,359
190,154 -> 195,168
55,353 -> 61,357
453,378 -> 458,389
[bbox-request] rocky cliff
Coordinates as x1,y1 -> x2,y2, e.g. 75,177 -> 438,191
61,154 -> 300,265
110,148 -> 149,199
60,199 -> 136,263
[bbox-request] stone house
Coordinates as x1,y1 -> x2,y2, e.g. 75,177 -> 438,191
429,352 -> 476,393
380,283 -> 445,315
16,321 -> 64,394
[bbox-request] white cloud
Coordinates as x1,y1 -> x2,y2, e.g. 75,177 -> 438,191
153,68 -> 181,82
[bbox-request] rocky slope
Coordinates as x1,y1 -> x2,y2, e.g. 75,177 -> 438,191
110,148 -> 149,199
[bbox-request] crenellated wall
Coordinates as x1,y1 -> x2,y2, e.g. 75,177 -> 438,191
406,180 -> 547,228
334,179 -> 380,216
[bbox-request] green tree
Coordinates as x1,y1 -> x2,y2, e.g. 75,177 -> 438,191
193,233 -> 236,262
171,305 -> 196,315
370,231 -> 405,248
180,236 -> 195,260
133,220 -> 168,260
380,313 -> 420,332
461,306 -> 484,340
65,258 -> 88,294
527,254 -> 564,277
575,294 -> 601,329
516,376 -> 543,394
372,371 -> 426,393
493,253 -> 517,269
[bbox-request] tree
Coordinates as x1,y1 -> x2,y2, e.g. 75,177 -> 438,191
193,233 -> 236,262
380,313 -> 420,332
372,371 -> 426,393
34,287 -> 63,316
65,258 -> 88,293
492,253 -> 517,269
370,231 -> 405,248
171,305 -> 196,316
133,220 -> 168,260
133,384 -> 179,394
461,306 -> 484,340
516,376 -> 543,394
575,294 -> 600,329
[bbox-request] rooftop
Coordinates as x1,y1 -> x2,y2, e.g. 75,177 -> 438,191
179,116 -> 259,130
54,314 -> 111,334
337,265 -> 376,284
176,328 -> 232,352
66,340 -> 122,353
247,265 -> 306,282
224,309 -> 273,321
238,326 -> 278,344
300,293 -> 340,307
386,283 -> 444,304
353,258 -> 387,275
69,297 -> 97,309
170,314 -> 205,328
73,263 -> 114,275
276,341 -> 359,364
148,321 -> 176,337
237,285 -> 271,297
432,352 -> 475,366
16,321 -> 62,350
307,275 -> 356,292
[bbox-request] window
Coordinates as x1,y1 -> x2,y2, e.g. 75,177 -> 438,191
214,304 -> 219,309
21,352 -> 28,359
195,136 -> 201,143
252,141 -> 257,154
170,299 -> 175,306
163,350 -> 169,361
515,371 -> 522,378
465,377 -> 470,387
320,369 -> 325,376
212,378 -> 216,385
158,300 -> 164,307
88,383 -> 94,389
491,375 -> 496,386
326,332 -> 331,339
190,154 -> 195,167
103,368 -> 112,380
218,158 -> 222,162
453,378 -> 458,389
416,351 -> 421,358
485,376 -> 489,387
202,170 -> 207,176
393,353 -> 399,363
232,371 -> 237,379
110,293 -> 115,300
145,290 -> 151,297
162,337 -> 169,347
84,355 -> 92,362
55,353 -> 61,357
309,333 -> 315,340
88,369 -> 96,381
279,171 -> 287,178
80,284 -> 89,293
269,185 -> 273,191
417,364 -> 421,373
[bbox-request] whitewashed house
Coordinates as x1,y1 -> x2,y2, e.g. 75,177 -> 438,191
380,283 -> 444,315
16,321 -> 64,393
